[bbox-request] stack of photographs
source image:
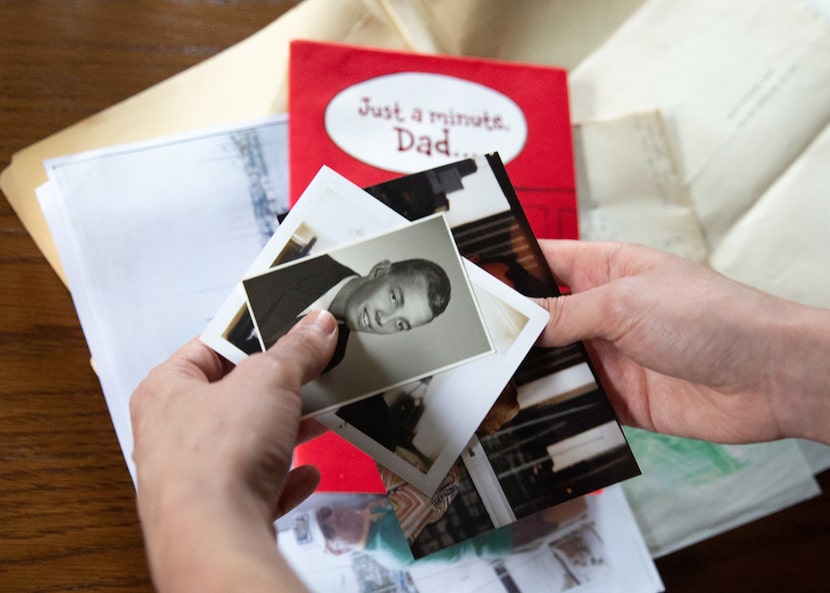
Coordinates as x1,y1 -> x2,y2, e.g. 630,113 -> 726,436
201,153 -> 639,560
360,154 -> 640,558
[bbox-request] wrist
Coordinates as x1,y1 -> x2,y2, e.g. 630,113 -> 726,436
138,476 -> 308,593
764,301 -> 830,444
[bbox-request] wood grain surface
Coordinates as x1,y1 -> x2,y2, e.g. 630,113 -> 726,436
0,2 -> 827,592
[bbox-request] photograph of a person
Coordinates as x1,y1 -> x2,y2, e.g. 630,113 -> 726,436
242,214 -> 493,417
202,166 -> 420,366
244,252 -> 451,370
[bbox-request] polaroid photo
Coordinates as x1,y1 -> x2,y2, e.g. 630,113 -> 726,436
361,154 -> 640,559
316,259 -> 549,495
242,214 -> 494,417
200,166 -> 413,364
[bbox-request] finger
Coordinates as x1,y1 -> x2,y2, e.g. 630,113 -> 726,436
233,310 -> 339,394
145,338 -> 227,386
539,240 -> 657,292
535,287 -> 617,347
273,310 -> 339,381
537,239 -> 583,288
267,310 -> 339,385
274,465 -> 321,519
580,339 -> 638,427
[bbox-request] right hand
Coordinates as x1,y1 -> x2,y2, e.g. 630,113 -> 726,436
535,240 -> 830,445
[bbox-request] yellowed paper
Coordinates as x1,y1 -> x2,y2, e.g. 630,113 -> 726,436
573,111 -> 708,263
405,0 -> 645,68
570,0 -> 830,250
710,121 -> 830,308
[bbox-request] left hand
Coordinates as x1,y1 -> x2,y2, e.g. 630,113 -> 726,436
130,310 -> 338,593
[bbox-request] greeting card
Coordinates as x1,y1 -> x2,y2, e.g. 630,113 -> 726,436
288,40 -> 578,240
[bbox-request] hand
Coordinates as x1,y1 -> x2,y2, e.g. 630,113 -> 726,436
535,240 -> 830,445
130,310 -> 339,593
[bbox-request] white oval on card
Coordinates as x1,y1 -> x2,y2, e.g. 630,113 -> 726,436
324,72 -> 527,173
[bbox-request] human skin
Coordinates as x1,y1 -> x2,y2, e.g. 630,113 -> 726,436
535,240 -> 830,445
330,261 -> 434,333
130,311 -> 339,593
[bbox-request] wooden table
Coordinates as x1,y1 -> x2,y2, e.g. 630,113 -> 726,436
1,2 -> 827,592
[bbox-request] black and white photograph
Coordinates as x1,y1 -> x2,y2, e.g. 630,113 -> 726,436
359,154 -> 641,557
242,214 -> 493,416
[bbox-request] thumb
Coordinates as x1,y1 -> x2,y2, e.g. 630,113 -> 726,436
232,310 -> 340,394
269,310 -> 340,383
535,289 -> 610,348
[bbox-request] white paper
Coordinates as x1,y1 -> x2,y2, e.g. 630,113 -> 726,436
38,116 -> 291,480
709,121 -> 830,308
797,439 -> 830,474
622,429 -> 820,557
276,485 -> 663,593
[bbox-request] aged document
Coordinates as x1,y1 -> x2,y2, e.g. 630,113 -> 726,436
573,110 -> 708,264
570,0 -> 830,556
570,0 -> 830,251
710,122 -> 830,308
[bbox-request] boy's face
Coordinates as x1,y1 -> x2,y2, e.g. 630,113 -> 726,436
342,266 -> 435,334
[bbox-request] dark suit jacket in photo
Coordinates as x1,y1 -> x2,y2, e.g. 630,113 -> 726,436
244,254 -> 355,371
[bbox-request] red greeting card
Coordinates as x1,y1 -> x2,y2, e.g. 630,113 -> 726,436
289,41 -> 579,494
288,40 -> 578,240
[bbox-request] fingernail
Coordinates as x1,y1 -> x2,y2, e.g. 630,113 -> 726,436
299,310 -> 338,336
